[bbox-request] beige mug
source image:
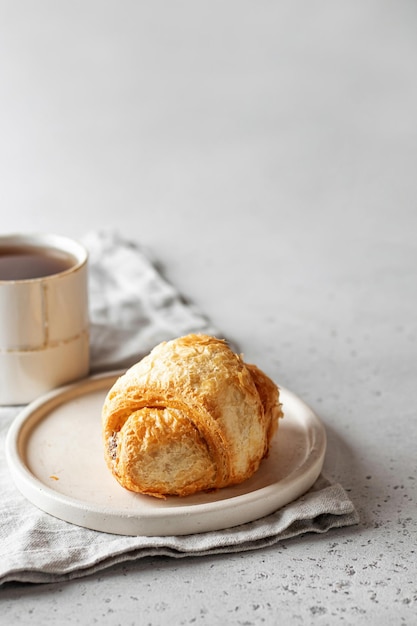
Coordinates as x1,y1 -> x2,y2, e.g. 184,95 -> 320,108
0,233 -> 90,405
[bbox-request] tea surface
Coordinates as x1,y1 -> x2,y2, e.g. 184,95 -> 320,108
0,245 -> 76,280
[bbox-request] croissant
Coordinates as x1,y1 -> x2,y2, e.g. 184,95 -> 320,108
102,333 -> 283,498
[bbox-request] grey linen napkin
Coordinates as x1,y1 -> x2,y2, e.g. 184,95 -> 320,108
0,231 -> 359,585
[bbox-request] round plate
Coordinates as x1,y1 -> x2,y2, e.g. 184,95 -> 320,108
5,372 -> 326,536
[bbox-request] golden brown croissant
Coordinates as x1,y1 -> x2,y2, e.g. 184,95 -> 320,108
102,334 -> 283,498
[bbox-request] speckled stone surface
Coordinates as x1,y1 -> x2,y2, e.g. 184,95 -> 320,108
1,1 -> 416,623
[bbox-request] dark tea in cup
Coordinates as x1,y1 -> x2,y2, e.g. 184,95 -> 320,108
0,244 -> 77,281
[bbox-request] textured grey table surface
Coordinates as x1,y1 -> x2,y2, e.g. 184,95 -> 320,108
1,1 -> 416,624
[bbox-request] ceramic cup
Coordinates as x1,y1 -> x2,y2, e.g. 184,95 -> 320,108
0,233 -> 90,405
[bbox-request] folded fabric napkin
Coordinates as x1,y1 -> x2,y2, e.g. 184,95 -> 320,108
0,231 -> 359,585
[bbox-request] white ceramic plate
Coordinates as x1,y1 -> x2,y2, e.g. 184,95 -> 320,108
6,372 -> 326,536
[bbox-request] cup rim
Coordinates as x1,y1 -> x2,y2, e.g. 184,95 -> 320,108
0,233 -> 88,284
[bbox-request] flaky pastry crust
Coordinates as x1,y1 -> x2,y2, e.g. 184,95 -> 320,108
102,334 -> 283,498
